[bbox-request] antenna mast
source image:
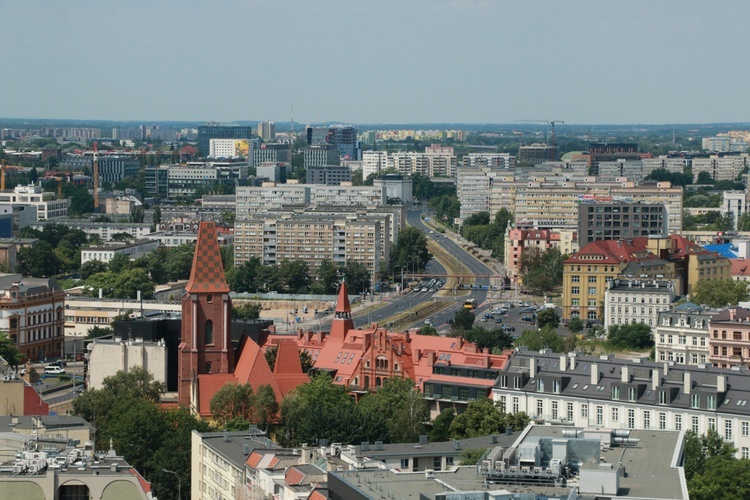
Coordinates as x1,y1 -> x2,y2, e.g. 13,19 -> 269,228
93,142 -> 99,212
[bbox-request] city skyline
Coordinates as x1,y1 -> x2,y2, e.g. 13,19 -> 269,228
1,1 -> 749,125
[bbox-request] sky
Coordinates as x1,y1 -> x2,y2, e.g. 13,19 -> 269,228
1,0 -> 748,125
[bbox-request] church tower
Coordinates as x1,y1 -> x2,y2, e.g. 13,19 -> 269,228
329,281 -> 354,342
178,221 -> 234,409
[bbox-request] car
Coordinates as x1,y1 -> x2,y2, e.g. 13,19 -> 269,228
495,317 -> 503,323
502,325 -> 516,332
522,315 -> 533,322
44,366 -> 66,375
424,319 -> 432,326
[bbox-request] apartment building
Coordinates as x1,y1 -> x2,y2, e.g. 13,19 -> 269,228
641,156 -> 685,176
80,240 -> 160,265
197,124 -> 253,158
463,152 -> 515,170
598,160 -> 646,182
257,121 -> 276,141
29,220 -> 152,241
457,168 -> 492,220
234,213 -> 384,275
0,275 -> 65,362
577,201 -> 667,245
308,184 -> 386,206
208,138 -> 254,159
253,143 -> 291,166
373,175 -> 413,206
97,156 -> 141,185
504,227 -> 577,281
655,302 -> 715,365
493,349 -> 750,460
692,154 -> 749,183
388,151 -> 457,177
0,184 -> 68,221
709,308 -> 750,369
361,150 -> 389,178
306,165 -> 352,185
603,279 -> 675,329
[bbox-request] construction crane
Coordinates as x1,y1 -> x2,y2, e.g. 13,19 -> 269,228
93,142 -> 99,213
514,119 -> 565,160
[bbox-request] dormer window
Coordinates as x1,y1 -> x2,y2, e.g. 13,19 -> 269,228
612,386 -> 620,400
628,387 -> 637,401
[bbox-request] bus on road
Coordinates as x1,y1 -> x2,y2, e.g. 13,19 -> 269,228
464,298 -> 478,310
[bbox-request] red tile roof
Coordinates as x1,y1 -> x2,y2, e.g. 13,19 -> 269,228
565,239 -> 653,265
731,259 -> 750,278
23,384 -> 49,416
185,221 -> 230,294
285,466 -> 306,486
246,451 -> 264,468
235,337 -> 282,401
273,340 -> 310,398
196,373 -> 236,417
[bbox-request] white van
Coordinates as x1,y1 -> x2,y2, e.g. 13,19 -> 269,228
44,366 -> 66,375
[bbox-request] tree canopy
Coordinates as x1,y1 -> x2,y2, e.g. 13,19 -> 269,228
518,247 -> 565,294
514,325 -> 569,352
448,398 -> 529,439
690,278 -> 750,308
607,322 -> 654,350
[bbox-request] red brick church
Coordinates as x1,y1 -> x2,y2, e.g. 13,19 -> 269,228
179,222 -> 512,418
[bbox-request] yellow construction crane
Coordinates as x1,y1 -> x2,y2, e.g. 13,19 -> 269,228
514,119 -> 565,160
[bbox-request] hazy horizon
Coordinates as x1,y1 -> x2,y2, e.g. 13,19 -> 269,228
2,1 -> 748,125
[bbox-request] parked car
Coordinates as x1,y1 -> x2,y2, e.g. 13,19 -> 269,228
522,315 -> 533,322
502,325 -> 516,332
44,366 -> 66,375
495,317 -> 503,323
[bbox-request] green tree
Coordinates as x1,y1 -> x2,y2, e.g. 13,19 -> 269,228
519,247 -> 564,294
449,398 -> 529,439
419,324 -> 439,336
452,308 -> 475,331
691,278 -> 750,308
607,322 -> 654,350
341,260 -> 371,295
277,372 -> 355,446
221,211 -> 236,225
108,253 -> 131,273
689,457 -> 750,500
683,427 -> 737,480
233,302 -> 262,320
153,205 -> 162,225
537,308 -> 560,329
209,382 -> 255,425
696,171 -> 714,184
568,317 -> 584,334
0,331 -> 21,365
429,408 -> 455,442
17,241 -> 60,277
110,232 -> 134,242
462,327 -> 514,351
460,448 -> 488,466
277,260 -> 311,293
81,260 -> 107,280
254,384 -> 279,431
312,259 -> 339,294
358,378 -> 428,443
514,325 -> 567,352
390,226 -> 431,273
112,268 -> 155,299
86,326 -> 113,339
164,243 -> 196,281
226,257 -> 263,293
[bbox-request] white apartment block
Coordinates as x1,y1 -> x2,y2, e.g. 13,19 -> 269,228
598,160 -> 646,182
387,152 -> 457,177
236,184 -> 311,218
642,156 -> 685,176
692,154 -> 749,183
0,184 -> 68,221
655,303 -> 716,366
464,153 -> 515,170
362,151 -> 389,178
29,220 -> 152,241
457,168 -> 492,221
604,279 -> 675,329
80,240 -> 160,265
493,350 -> 750,459
234,213 -> 384,275
144,230 -> 234,248
723,190 -> 749,230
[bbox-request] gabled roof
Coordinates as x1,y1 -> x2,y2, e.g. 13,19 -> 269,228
197,373 -> 236,417
273,340 -> 310,398
565,239 -> 654,265
731,258 -> 750,277
185,221 -> 230,294
235,337 -> 282,401
334,281 -> 351,314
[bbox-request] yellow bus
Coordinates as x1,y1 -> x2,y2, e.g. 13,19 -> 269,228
464,298 -> 477,310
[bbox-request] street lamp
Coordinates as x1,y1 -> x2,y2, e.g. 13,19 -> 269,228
393,265 -> 404,294
162,469 -> 181,500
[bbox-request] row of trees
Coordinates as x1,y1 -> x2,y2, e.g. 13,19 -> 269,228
684,428 -> 750,499
207,372 -> 530,449
518,247 -> 565,294
460,209 -> 514,260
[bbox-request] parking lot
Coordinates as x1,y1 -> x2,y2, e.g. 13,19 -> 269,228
474,299 -> 564,337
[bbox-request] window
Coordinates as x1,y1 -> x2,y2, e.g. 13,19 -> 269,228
500,375 -> 508,388
553,380 -> 561,394
581,404 -> 588,419
691,394 -> 700,409
567,402 -> 574,422
742,421 -> 748,437
537,400 -> 544,418
628,387 -> 637,402
612,407 -> 619,422
514,377 -> 522,390
401,459 -> 409,468
572,286 -> 580,295
512,397 -> 519,413
627,409 -> 635,429
596,406 -> 603,426
675,415 -> 682,431
207,294 -> 213,303
725,420 -> 733,440
537,379 -> 545,392
571,275 -> 580,283
588,287 -> 597,295
204,320 -> 214,345
644,411 -> 651,429
659,391 -> 667,405
692,416 -> 699,433
552,401 -> 559,420
588,276 -> 597,283
707,396 -> 716,410
659,412 -> 666,430
708,417 -> 716,430
612,386 -> 620,400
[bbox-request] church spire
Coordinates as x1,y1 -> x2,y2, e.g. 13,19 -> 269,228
334,279 -> 352,318
185,221 -> 230,294
330,280 -> 354,341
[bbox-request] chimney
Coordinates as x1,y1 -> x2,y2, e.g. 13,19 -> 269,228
717,374 -> 727,393
729,308 -> 736,321
529,358 -> 537,378
568,352 -> 577,370
591,363 -> 600,385
652,369 -> 660,390
363,332 -> 372,352
663,362 -> 670,377
684,372 -> 691,395
621,365 -> 630,383
560,355 -> 567,372
428,352 -> 436,367
415,349 -> 422,362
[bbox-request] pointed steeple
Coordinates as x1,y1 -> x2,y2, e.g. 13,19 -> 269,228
330,281 -> 354,341
186,221 -> 230,294
334,280 -> 352,318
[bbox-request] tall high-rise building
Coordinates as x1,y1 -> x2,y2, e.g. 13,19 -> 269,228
306,125 -> 360,160
303,144 -> 341,168
197,124 -> 253,158
257,121 -> 276,141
